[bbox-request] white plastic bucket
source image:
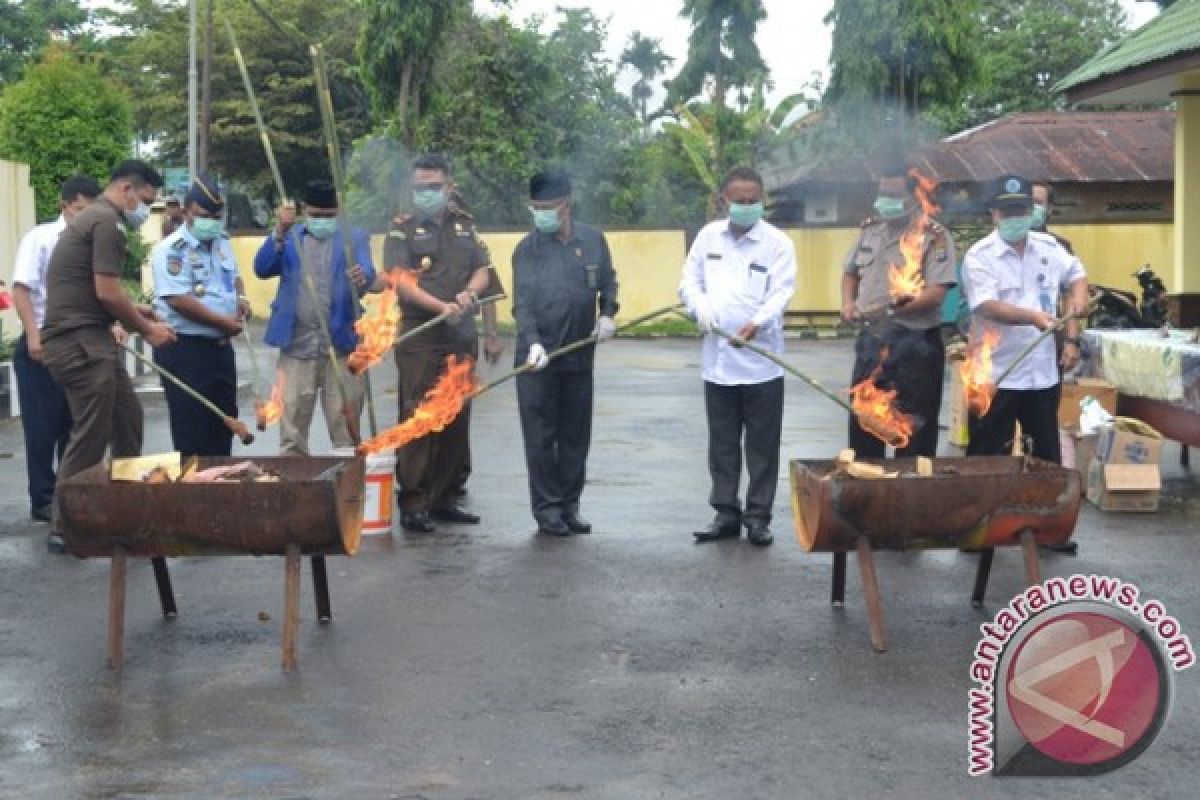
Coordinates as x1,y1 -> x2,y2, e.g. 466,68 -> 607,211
361,453 -> 396,535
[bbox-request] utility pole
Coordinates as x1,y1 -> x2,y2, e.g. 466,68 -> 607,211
199,0 -> 214,173
188,0 -> 198,181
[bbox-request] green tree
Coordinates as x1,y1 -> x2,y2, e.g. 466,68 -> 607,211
357,0 -> 469,147
0,45 -> 132,220
0,0 -> 88,85
98,0 -> 369,206
620,32 -> 673,125
952,0 -> 1127,129
824,0 -> 981,115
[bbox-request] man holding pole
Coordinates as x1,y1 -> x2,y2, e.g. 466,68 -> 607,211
384,154 -> 495,533
679,166 -> 796,547
151,173 -> 248,457
513,169 -> 619,537
40,160 -> 176,552
962,175 -> 1089,463
254,179 -> 375,456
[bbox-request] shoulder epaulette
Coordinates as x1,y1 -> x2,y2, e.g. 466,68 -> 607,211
860,216 -> 880,228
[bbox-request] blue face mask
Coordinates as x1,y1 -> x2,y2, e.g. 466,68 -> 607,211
873,196 -> 908,221
998,215 -> 1033,244
413,188 -> 447,216
125,198 -> 150,229
1030,204 -> 1049,228
531,207 -> 562,234
728,201 -> 763,228
307,217 -> 338,240
190,217 -> 224,242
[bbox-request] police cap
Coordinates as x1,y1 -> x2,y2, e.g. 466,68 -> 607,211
185,172 -> 224,214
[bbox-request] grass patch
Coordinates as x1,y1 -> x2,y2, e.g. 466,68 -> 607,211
487,318 -> 699,338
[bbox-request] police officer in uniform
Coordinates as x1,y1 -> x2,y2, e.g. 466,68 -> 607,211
385,154 -> 496,533
151,173 -> 246,456
840,162 -> 957,458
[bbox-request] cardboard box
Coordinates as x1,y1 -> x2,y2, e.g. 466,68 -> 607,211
1058,378 -> 1118,429
1061,428 -> 1098,496
1096,417 -> 1164,466
947,363 -> 969,447
1086,458 -> 1161,512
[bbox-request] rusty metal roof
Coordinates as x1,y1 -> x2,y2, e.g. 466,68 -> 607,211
766,111 -> 1175,190
912,111 -> 1175,184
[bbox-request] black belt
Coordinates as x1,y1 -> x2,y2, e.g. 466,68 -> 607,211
177,334 -> 231,347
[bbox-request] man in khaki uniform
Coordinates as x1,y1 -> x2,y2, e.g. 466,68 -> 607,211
384,154 -> 497,533
840,163 -> 956,458
41,160 -> 175,551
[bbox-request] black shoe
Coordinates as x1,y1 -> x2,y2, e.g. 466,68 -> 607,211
693,518 -> 741,542
563,511 -> 592,534
46,533 -> 67,554
430,505 -> 480,525
1040,541 -> 1078,556
745,522 -> 774,547
401,511 -> 436,533
451,485 -> 468,497
31,504 -> 52,523
536,516 -> 571,537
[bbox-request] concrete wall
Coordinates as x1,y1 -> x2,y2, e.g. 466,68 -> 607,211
0,160 -> 38,339
226,222 -> 1177,324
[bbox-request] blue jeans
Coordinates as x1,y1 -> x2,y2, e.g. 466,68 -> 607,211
13,334 -> 71,510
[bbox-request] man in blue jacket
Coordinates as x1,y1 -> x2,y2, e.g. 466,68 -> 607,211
254,180 -> 375,455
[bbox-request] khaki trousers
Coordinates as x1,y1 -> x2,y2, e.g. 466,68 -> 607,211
277,353 -> 364,455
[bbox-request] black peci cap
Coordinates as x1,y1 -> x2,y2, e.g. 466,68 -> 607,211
530,170 -> 571,201
990,174 -> 1033,210
304,179 -> 338,209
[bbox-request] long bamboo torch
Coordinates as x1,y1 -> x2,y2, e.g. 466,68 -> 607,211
391,292 -> 508,349
991,304 -> 1095,389
223,16 -> 361,445
123,344 -> 254,445
310,42 -> 378,437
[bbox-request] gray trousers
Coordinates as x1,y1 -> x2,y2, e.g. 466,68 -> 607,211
277,353 -> 363,455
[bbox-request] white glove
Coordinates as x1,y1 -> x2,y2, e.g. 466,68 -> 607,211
525,342 -> 549,371
692,298 -> 717,334
593,315 -> 616,341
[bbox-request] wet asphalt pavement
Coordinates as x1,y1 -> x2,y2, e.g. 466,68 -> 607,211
1,336 -> 1198,799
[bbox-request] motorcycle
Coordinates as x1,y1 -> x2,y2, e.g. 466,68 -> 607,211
1088,264 -> 1170,330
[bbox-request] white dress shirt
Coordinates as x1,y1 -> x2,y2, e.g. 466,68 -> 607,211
679,217 -> 797,385
962,230 -> 1086,391
11,215 -> 67,329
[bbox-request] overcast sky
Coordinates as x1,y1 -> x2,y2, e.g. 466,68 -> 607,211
476,0 -> 1161,105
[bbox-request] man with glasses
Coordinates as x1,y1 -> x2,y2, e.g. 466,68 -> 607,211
511,169 -> 619,536
384,154 -> 495,533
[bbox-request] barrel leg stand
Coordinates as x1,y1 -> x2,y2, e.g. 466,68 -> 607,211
311,556 -> 332,623
855,537 -> 887,653
971,548 -> 996,609
282,544 -> 301,672
1020,530 -> 1042,586
107,545 -> 128,669
831,551 -> 847,607
151,557 -> 178,618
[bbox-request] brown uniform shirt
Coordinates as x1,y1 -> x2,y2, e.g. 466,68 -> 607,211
41,197 -> 129,343
383,209 -> 497,333
843,217 -> 956,331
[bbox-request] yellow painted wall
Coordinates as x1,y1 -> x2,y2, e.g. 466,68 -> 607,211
1175,76 -> 1200,293
227,222 -> 1182,323
0,160 -> 39,338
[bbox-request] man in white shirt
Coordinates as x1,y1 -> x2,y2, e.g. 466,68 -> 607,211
10,175 -> 101,524
962,175 -> 1089,462
679,166 -> 797,546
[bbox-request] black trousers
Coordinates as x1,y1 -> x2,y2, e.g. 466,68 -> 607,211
154,335 -> 237,457
847,326 -> 945,458
705,377 -> 784,525
967,385 -> 1062,463
13,334 -> 71,510
516,368 -> 593,522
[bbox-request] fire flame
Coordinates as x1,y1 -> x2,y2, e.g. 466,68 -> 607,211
346,270 -> 419,376
962,329 -> 1001,416
888,169 -> 940,303
255,370 -> 285,430
848,352 -> 914,449
357,355 -> 478,455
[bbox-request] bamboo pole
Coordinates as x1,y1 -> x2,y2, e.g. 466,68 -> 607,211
991,305 -> 1096,389
391,292 -> 507,349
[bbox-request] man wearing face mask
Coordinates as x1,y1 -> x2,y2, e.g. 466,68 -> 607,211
41,159 -> 176,551
151,173 -> 247,456
962,175 -> 1089,463
255,179 -> 375,455
679,166 -> 796,547
840,162 -> 956,459
11,175 -> 100,530
512,169 -> 619,537
384,154 -> 497,533
1030,181 -> 1074,255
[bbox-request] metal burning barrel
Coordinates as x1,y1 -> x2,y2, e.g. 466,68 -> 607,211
59,456 -> 365,558
790,455 -> 1080,552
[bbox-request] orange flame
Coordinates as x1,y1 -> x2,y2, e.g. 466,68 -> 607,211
962,329 -> 1001,416
848,352 -> 914,449
357,355 -> 478,455
255,370 -> 285,430
888,169 -> 940,303
347,287 -> 400,375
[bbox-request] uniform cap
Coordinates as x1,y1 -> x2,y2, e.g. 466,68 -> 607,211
990,174 -> 1033,210
185,172 -> 224,213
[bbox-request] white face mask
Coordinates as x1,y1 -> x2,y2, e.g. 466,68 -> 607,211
124,187 -> 151,228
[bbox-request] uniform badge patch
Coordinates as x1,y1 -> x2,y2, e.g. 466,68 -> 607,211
388,230 -> 407,239
193,282 -> 207,298
167,257 -> 183,276
420,256 -> 433,271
